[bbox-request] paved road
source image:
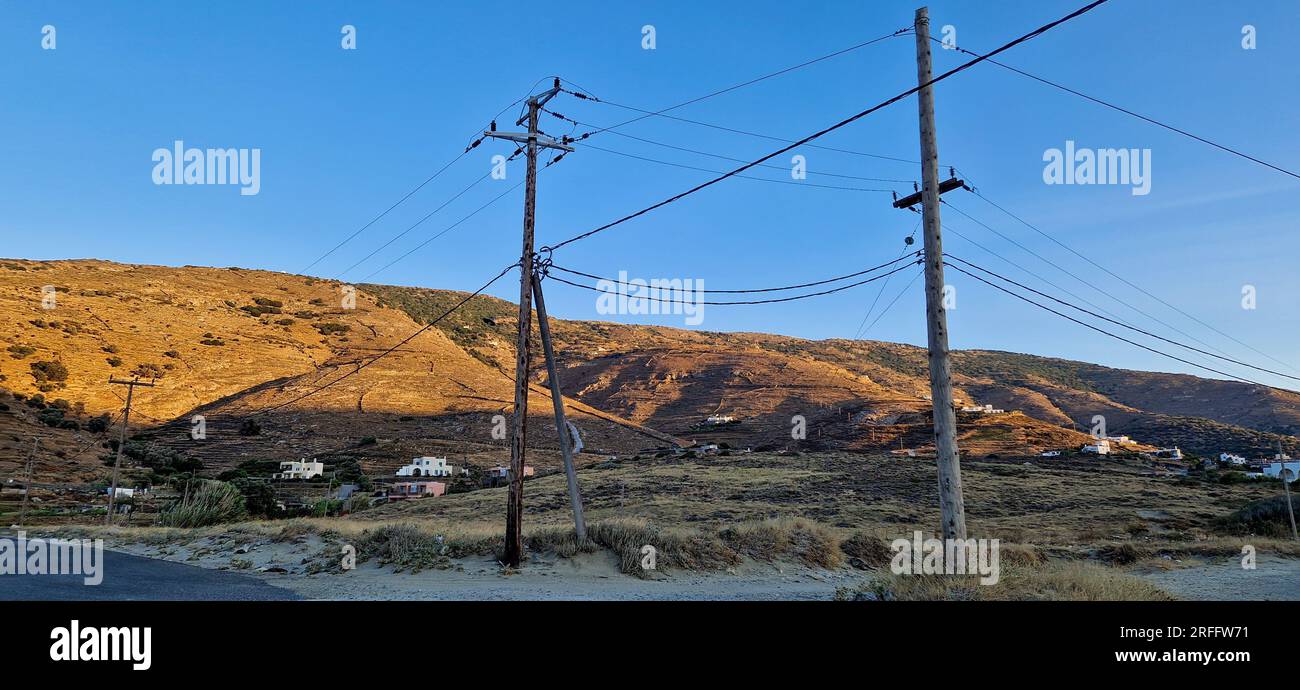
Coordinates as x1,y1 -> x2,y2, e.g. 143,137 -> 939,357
0,549 -> 299,601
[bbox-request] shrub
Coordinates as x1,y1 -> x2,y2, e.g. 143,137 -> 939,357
163,350 -> 180,358
131,362 -> 165,379
106,357 -> 123,367
253,297 -> 284,308
159,480 -> 247,527
238,418 -> 261,436
7,344 -> 36,359
1217,496 -> 1300,538
29,360 -> 69,383
87,414 -> 111,433
314,322 -> 350,336
232,478 -> 276,517
102,344 -> 118,354
200,339 -> 225,346
36,407 -> 65,427
274,318 -> 295,326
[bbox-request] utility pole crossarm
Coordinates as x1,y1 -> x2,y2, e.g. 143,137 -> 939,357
892,176 -> 966,209
483,131 -> 575,152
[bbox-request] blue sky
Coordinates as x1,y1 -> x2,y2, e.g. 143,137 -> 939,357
2,0 -> 1298,390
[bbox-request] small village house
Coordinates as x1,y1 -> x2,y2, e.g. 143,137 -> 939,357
1220,452 -> 1248,465
1040,450 -> 1063,458
273,458 -> 324,480
396,456 -> 453,477
388,480 -> 447,500
960,404 -> 1005,414
1081,439 -> 1111,455
482,465 -> 535,488
1263,461 -> 1299,484
705,414 -> 735,425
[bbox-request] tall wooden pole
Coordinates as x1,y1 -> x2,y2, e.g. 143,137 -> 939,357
531,270 -> 587,540
504,100 -> 541,568
17,437 -> 38,527
914,6 -> 967,540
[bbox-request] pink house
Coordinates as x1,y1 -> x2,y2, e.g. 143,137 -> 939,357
389,480 -> 447,500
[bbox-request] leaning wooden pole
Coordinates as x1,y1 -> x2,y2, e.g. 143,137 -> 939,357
531,268 -> 588,540
17,437 -> 38,527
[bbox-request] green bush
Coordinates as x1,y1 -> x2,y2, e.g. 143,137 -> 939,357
159,480 -> 247,527
7,345 -> 36,359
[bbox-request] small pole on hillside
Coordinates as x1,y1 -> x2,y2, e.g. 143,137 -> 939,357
1278,440 -> 1298,541
106,376 -> 154,526
17,436 -> 39,527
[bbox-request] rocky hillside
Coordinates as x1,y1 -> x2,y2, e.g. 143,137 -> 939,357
2,258 -> 1297,489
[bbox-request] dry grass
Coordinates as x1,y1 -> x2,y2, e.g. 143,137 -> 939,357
841,561 -> 1174,601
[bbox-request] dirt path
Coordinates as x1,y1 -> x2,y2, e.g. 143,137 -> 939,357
1134,555 -> 1300,601
102,535 -> 871,600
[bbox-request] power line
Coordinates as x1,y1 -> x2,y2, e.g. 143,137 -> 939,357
944,260 -> 1283,391
298,87 -> 537,275
543,109 -> 914,183
558,26 -> 911,145
967,188 -> 1300,375
853,220 -> 920,338
358,181 -> 525,284
334,171 -> 494,279
940,198 -> 1237,360
860,267 -> 924,337
578,143 -> 899,193
248,261 -> 520,417
947,254 -> 1300,384
547,251 -> 920,294
933,38 -> 1300,181
544,259 -> 921,306
545,0 -> 1113,253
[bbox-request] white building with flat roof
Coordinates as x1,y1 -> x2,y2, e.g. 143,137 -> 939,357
274,459 -> 324,480
397,456 -> 452,477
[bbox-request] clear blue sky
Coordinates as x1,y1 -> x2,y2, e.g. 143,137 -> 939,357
3,0 -> 1298,390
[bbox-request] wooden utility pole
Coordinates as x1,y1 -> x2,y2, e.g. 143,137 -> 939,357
1278,441 -> 1298,541
106,376 -> 154,525
484,79 -> 574,567
17,437 -> 38,527
532,269 -> 587,540
913,6 -> 967,540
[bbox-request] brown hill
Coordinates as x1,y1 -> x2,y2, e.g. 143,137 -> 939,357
2,258 -> 1298,492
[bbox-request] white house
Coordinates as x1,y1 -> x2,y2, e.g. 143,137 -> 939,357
961,404 -> 1005,414
397,456 -> 452,477
274,459 -> 324,480
1082,439 -> 1111,455
1263,461 -> 1300,483
1220,452 -> 1248,465
705,415 -> 735,425
1150,447 -> 1183,461
1105,435 -> 1137,446
1040,450 -> 1063,458
105,487 -> 146,499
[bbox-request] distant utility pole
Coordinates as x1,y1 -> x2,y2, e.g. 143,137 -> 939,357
17,436 -> 38,527
912,6 -> 966,540
106,376 -> 154,526
1278,441 -> 1298,541
532,269 -> 587,541
484,78 -> 575,567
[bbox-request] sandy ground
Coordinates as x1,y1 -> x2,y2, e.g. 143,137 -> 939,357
1134,555 -> 1300,602
102,533 -> 873,601
81,532 -> 1300,601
